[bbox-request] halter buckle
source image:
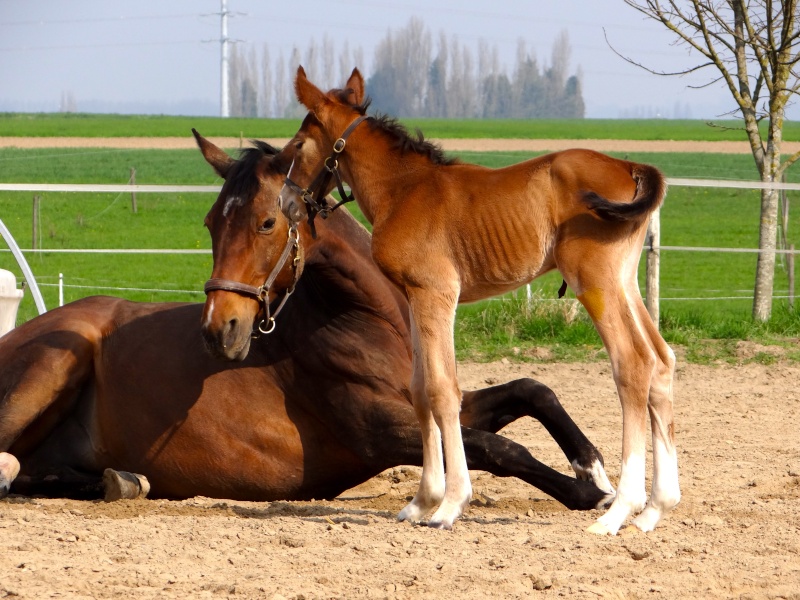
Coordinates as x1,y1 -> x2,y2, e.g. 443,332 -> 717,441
258,317 -> 277,335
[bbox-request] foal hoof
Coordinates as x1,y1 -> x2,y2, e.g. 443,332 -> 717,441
103,469 -> 150,501
586,521 -> 615,536
0,453 -> 21,499
427,520 -> 453,531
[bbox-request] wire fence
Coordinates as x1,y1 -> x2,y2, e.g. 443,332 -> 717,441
2,179 -> 799,311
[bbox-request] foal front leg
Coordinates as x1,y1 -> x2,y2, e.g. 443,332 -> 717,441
398,288 -> 472,529
397,330 -> 446,524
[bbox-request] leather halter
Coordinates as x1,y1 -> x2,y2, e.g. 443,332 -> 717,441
204,223 -> 301,337
283,114 -> 370,238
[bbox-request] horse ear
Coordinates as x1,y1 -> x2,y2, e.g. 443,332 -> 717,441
193,128 -> 233,179
344,68 -> 365,105
295,65 -> 326,113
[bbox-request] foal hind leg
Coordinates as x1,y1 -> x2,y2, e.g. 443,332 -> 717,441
576,286 -> 654,535
631,301 -> 680,532
460,380 -> 614,495
398,288 -> 471,529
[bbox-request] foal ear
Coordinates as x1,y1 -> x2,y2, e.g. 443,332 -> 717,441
192,128 -> 234,179
295,65 -> 326,113
344,68 -> 365,105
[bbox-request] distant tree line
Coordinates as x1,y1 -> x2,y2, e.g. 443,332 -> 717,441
227,18 -> 584,119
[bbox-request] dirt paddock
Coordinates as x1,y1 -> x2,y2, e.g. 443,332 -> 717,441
1,360 -> 799,600
2,137 -> 799,598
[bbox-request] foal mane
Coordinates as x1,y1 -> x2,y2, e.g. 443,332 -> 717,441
344,96 -> 458,167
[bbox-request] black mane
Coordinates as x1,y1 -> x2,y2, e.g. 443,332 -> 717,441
345,97 -> 458,166
225,139 -> 282,200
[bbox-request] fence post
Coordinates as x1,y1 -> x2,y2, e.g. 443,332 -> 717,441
32,195 -> 40,251
645,208 -> 660,328
789,244 -> 795,310
130,168 -> 138,214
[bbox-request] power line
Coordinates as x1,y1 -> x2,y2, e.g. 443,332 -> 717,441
2,14 -> 200,27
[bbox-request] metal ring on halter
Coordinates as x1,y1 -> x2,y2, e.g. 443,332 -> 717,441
325,157 -> 339,172
333,138 -> 346,152
258,317 -> 277,335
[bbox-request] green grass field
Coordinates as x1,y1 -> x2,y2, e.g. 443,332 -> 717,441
1,116 -> 799,363
2,112 -> 799,142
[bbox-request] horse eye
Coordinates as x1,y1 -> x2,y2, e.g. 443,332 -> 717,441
260,218 -> 276,232
295,141 -> 304,150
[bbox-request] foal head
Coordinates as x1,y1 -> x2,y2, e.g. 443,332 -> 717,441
194,129 -> 302,361
278,66 -> 368,227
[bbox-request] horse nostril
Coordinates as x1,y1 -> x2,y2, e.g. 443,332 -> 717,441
223,318 -> 239,349
289,203 -> 304,223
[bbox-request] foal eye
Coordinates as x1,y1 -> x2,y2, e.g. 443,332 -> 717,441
259,218 -> 276,232
295,141 -> 304,150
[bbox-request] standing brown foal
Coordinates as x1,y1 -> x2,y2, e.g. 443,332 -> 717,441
279,67 -> 679,534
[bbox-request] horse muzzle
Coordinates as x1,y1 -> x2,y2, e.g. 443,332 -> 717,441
278,183 -> 308,225
201,295 -> 256,361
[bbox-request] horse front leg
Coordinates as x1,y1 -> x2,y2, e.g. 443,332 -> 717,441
0,326 -> 96,498
460,427 -> 612,510
0,452 -> 20,497
399,288 -> 471,530
460,380 -> 614,496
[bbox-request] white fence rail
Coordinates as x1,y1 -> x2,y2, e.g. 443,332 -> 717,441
1,179 -> 798,323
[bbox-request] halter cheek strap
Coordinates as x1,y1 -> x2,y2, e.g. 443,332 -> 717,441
283,115 -> 370,238
204,223 -> 301,337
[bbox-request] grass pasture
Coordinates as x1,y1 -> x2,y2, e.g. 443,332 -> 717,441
3,112 -> 800,142
1,121 -> 800,362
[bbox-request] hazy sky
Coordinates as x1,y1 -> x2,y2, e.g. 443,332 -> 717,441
0,0 -> 783,119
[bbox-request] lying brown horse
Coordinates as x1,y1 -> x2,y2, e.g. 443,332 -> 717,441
277,67 -> 679,534
0,131 -> 613,511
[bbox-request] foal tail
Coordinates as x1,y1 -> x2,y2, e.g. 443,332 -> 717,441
582,164 -> 666,223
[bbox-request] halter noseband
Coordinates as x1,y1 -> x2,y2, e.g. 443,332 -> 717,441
204,223 -> 301,337
283,114 -> 370,238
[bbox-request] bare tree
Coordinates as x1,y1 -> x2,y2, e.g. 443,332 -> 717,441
620,0 -> 800,321
367,18 -> 432,116
274,50 -> 288,118
259,44 -> 272,118
426,32 -> 449,117
228,45 -> 242,116
304,40 -> 321,89
338,40 -> 352,85
285,46 -> 305,117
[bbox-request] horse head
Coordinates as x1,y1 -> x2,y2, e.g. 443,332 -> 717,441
194,129 -> 303,361
278,66 -> 370,229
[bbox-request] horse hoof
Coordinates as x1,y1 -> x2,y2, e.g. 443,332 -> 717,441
0,453 -> 20,499
103,469 -> 150,501
586,521 -> 615,536
427,520 -> 452,531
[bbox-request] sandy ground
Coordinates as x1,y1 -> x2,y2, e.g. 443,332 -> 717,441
1,359 -> 799,600
2,137 -> 799,598
3,136 -> 800,155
